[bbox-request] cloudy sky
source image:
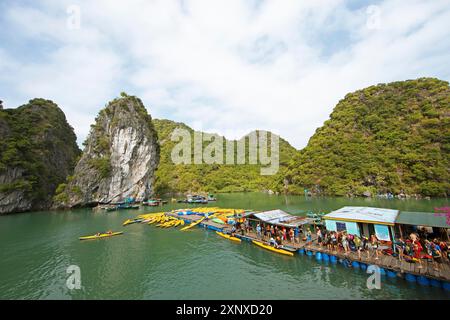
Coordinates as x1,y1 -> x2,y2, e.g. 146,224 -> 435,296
1,0 -> 449,148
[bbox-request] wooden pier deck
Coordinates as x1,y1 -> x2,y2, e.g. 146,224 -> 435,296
237,230 -> 450,283
164,212 -> 450,283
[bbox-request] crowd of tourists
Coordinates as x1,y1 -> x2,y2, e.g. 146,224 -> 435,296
395,230 -> 448,271
236,220 -> 449,270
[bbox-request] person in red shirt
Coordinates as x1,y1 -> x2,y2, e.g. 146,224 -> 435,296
413,241 -> 423,268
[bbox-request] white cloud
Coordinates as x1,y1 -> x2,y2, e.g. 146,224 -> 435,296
0,0 -> 449,148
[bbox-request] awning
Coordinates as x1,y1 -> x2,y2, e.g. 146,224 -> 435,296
252,209 -> 314,228
323,206 -> 399,226
395,211 -> 449,229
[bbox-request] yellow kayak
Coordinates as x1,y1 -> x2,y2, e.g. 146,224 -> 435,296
252,240 -> 294,256
180,217 -> 206,231
123,218 -> 144,226
79,231 -> 123,240
216,231 -> 241,243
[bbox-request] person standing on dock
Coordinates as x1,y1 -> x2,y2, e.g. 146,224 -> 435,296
430,242 -> 443,271
316,227 -> 323,245
354,235 -> 362,259
370,234 -> 380,260
363,236 -> 370,259
244,219 -> 250,234
413,241 -> 423,269
294,227 -> 300,244
395,238 -> 406,261
331,232 -> 338,252
306,230 -> 312,247
342,232 -> 349,255
324,231 -> 331,250
256,223 -> 262,239
289,228 -> 294,244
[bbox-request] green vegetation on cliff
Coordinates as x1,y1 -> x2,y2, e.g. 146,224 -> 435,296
53,94 -> 160,208
0,99 -> 80,212
283,78 -> 450,197
153,119 -> 297,195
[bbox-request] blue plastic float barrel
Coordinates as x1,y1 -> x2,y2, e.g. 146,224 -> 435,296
315,252 -> 322,260
405,274 -> 417,283
430,279 -> 442,288
330,255 -> 337,264
351,261 -> 360,268
387,270 -> 397,278
298,248 -> 305,255
360,263 -> 367,271
443,282 -> 450,291
379,268 -> 386,276
418,276 -> 430,286
322,253 -> 329,261
306,250 -> 313,256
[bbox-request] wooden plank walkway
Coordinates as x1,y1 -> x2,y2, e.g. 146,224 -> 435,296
232,230 -> 450,283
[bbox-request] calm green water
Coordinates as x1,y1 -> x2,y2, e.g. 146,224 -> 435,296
0,193 -> 449,300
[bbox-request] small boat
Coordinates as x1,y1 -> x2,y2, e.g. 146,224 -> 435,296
143,199 -> 166,207
79,231 -> 123,240
216,231 -> 241,243
180,195 -> 209,204
252,240 -> 294,256
118,204 -> 140,210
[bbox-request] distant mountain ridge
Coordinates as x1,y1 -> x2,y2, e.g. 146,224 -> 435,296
153,118 -> 297,195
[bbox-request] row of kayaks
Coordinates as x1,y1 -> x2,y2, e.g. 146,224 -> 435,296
80,207 -> 293,258
123,212 -> 187,228
79,229 -> 293,258
135,209 -> 294,257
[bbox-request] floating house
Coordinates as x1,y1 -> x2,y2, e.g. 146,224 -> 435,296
245,209 -> 316,229
323,206 -> 399,243
323,206 -> 450,244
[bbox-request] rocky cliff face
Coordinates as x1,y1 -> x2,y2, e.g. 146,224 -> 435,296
54,94 -> 159,207
0,99 -> 80,214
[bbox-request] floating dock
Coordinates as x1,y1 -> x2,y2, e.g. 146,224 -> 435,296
141,209 -> 450,290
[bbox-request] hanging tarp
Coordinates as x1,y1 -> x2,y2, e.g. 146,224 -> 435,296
374,224 -> 391,241
323,206 -> 399,226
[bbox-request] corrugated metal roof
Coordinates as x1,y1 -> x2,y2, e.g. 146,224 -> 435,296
395,211 -> 450,228
323,206 -> 399,225
252,209 -> 313,227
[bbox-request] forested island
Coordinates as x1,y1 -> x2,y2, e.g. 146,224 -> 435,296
0,78 -> 448,214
